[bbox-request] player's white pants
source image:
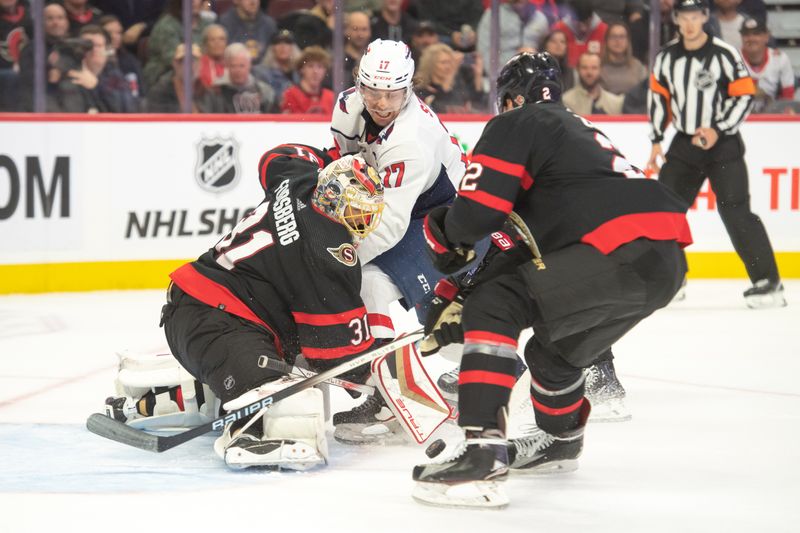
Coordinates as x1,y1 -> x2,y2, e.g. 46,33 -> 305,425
361,263 -> 403,339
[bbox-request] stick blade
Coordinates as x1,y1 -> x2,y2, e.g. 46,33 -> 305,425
86,413 -> 160,452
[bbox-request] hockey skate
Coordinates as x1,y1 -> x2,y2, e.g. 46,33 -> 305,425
436,366 -> 459,405
104,396 -> 141,423
584,359 -> 632,422
744,279 -> 787,309
222,424 -> 325,471
332,393 -> 405,445
412,428 -> 509,509
508,401 -> 590,474
670,276 -> 687,303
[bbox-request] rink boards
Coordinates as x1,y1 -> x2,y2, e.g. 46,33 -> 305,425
0,113 -> 798,293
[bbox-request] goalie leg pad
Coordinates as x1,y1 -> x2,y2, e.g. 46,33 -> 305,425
110,349 -> 219,430
371,343 -> 451,444
216,377 -> 328,470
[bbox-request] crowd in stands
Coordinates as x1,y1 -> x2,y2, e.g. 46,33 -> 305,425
0,0 -> 797,114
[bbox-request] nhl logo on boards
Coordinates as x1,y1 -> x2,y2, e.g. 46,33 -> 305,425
195,136 -> 241,193
327,243 -> 358,267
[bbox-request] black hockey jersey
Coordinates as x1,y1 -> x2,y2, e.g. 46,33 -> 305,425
444,102 -> 693,255
170,145 -> 375,370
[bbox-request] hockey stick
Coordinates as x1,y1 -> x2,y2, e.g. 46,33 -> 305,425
86,329 -> 424,453
507,211 -> 545,271
258,356 -> 375,395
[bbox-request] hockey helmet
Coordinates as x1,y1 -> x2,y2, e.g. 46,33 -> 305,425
496,51 -> 562,111
674,0 -> 709,13
314,155 -> 385,239
356,39 -> 415,113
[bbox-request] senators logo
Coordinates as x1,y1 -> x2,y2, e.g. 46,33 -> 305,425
327,243 -> 358,266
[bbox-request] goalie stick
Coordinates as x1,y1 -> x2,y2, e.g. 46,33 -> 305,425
507,211 -> 545,271
258,356 -> 375,395
86,329 -> 424,453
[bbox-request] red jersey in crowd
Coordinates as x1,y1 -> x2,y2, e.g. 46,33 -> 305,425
281,85 -> 335,115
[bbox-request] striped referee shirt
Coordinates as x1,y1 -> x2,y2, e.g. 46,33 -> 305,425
648,36 -> 756,143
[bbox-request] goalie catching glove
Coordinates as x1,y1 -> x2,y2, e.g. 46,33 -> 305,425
423,206 -> 476,274
419,277 -> 465,357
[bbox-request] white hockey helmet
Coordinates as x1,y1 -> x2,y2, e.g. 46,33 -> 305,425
314,155 -> 385,239
356,39 -> 415,109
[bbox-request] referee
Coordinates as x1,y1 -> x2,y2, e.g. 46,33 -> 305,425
646,0 -> 785,308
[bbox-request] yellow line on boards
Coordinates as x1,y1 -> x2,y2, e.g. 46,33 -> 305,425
0,253 -> 798,294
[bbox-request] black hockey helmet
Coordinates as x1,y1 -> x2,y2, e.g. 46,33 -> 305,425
496,51 -> 562,110
674,0 -> 709,13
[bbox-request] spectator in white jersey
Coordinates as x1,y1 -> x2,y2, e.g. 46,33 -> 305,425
738,16 -> 796,113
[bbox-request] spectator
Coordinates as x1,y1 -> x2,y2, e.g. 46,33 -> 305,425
341,11 -> 370,89
0,0 -> 31,110
345,0 -> 381,12
523,0 -> 563,25
288,0 -> 333,49
92,0 -> 167,51
552,0 -> 608,67
203,42 -> 276,113
415,42 -> 485,114
410,20 -> 439,63
219,0 -> 276,64
1,0 -> 30,69
254,28 -> 300,102
50,24 -> 136,112
198,23 -> 227,89
371,0 -> 418,45
713,0 -> 746,49
563,51 -> 623,115
100,14 -> 145,98
540,29 -> 576,92
144,0 -> 210,89
477,0 -> 549,68
621,75 -> 648,114
63,0 -> 103,37
145,42 -> 206,112
600,21 -> 647,95
281,45 -> 333,114
16,2 -> 68,111
590,0 -> 645,24
739,16 -> 796,113
415,0 -> 483,50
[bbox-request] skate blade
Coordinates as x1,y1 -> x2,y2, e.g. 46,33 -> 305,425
586,398 -> 631,423
511,459 -> 579,475
745,293 -> 787,309
412,481 -> 509,509
333,421 -> 406,445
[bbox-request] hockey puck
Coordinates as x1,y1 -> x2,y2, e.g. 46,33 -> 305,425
425,438 -> 446,458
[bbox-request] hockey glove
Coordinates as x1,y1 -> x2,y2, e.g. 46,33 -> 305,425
423,206 -> 476,275
419,278 -> 465,357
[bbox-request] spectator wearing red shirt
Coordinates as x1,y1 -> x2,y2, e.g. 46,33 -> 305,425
281,45 -> 334,115
551,0 -> 607,68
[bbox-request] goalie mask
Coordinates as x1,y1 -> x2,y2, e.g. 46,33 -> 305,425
314,155 -> 385,239
356,39 -> 415,116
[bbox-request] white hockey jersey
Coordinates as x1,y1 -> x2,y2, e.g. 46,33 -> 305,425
331,88 -> 468,264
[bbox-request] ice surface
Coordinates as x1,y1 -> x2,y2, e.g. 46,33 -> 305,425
1,282 -> 798,532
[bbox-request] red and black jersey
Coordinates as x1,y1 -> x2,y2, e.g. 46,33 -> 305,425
444,102 -> 693,255
0,2 -> 31,69
170,145 -> 375,370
